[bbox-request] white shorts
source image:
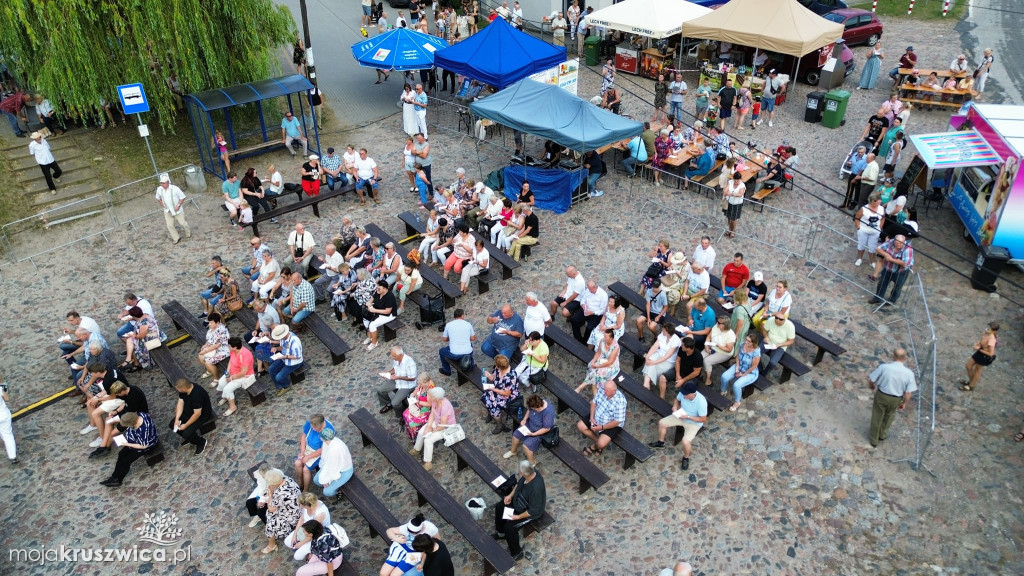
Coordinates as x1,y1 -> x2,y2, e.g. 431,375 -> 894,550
857,229 -> 881,253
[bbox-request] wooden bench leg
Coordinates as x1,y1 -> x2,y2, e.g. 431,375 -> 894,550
170,317 -> 183,330
555,398 -> 569,414
416,490 -> 428,507
674,426 -> 684,446
780,367 -> 793,383
477,277 -> 490,295
455,452 -> 468,472
623,452 -> 637,471
331,352 -> 346,365
485,560 -> 497,576
381,324 -> 399,343
500,266 -> 513,280
404,222 -> 417,237
442,294 -> 457,308
368,521 -> 381,540
455,370 -> 469,387
631,353 -> 644,372
251,223 -> 260,237
813,348 -> 826,366
578,477 -> 593,495
361,431 -> 372,448
250,391 -> 267,407
312,201 -> 322,219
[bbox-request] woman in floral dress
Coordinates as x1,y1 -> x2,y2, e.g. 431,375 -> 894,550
348,268 -> 378,328
329,263 -> 359,321
122,305 -> 161,371
481,354 -> 520,433
640,238 -> 671,291
652,128 -> 673,187
403,374 -> 436,439
586,295 -> 626,348
262,469 -> 302,554
653,73 -> 669,124
577,329 -> 620,395
198,312 -> 230,380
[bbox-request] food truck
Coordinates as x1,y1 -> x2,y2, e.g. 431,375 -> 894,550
909,104 -> 1024,284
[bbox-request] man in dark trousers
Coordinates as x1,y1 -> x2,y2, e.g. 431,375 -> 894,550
493,460 -> 547,561
716,78 -> 737,131
171,379 -> 213,455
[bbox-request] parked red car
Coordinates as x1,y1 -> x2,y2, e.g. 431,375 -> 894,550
824,8 -> 884,47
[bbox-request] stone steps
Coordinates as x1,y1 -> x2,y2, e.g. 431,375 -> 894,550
12,156 -> 92,183
0,134 -> 78,154
22,169 -> 96,195
29,181 -> 107,208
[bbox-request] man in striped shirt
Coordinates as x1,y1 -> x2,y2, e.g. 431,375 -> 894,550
576,380 -> 627,456
100,412 -> 158,487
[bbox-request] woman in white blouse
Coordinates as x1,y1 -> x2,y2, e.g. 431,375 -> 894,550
284,492 -> 332,561
459,239 -> 490,293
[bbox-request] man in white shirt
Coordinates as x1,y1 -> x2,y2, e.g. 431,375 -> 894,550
377,346 -> 418,413
116,293 -> 155,340
313,243 -> 345,301
570,280 -> 608,343
29,131 -> 62,193
59,310 -> 105,363
522,292 -> 552,337
285,223 -> 316,278
549,266 -> 586,319
691,236 -> 716,272
550,12 -> 568,46
949,54 -> 968,75
153,172 -> 191,244
352,148 -> 380,205
681,261 -> 710,313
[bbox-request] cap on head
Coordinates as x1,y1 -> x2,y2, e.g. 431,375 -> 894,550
309,154 -> 319,160
680,381 -> 698,396
327,147 -> 335,154
753,271 -> 764,282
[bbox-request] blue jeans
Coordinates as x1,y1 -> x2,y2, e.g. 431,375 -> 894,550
315,467 -> 353,497
201,288 -> 223,307
759,345 -> 785,376
721,364 -> 759,403
116,323 -> 134,339
2,110 -> 24,136
669,101 -> 683,120
481,338 -> 515,361
403,569 -> 424,576
623,156 -> 639,176
241,266 -> 260,282
356,177 -> 379,194
587,172 -> 601,194
269,360 -> 302,389
326,173 -> 349,190
285,306 -> 311,324
438,346 -> 473,375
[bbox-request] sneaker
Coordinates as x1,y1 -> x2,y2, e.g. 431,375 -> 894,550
276,387 -> 290,396
89,437 -> 104,448
88,446 -> 110,459
647,440 -> 665,448
588,191 -> 595,198
855,259 -> 862,267
681,458 -> 690,470
80,424 -> 97,435
197,312 -> 208,319
9,458 -> 18,465
270,218 -> 279,224
502,451 -> 515,459
99,477 -> 122,487
756,118 -> 763,126
248,517 -> 262,528
594,190 -> 605,197
768,121 -> 773,127
195,438 -> 208,455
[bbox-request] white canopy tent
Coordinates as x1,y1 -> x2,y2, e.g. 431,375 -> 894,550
585,0 -> 713,40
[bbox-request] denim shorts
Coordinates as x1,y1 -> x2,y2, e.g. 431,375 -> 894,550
761,96 -> 776,112
362,4 -> 371,15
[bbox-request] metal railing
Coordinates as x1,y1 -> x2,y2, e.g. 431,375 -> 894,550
0,195 -> 116,266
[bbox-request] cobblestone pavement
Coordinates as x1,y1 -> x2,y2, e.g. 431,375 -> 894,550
1,16 -> 1022,576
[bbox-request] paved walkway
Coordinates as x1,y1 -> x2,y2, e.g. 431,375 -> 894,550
0,14 -> 1021,576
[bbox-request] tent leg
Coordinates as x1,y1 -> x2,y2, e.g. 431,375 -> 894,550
257,101 -> 268,143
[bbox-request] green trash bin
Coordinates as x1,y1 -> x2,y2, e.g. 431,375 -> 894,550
821,89 -> 851,129
584,36 -> 601,66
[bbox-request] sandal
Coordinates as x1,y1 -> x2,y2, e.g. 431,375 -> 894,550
728,403 -> 740,412
1015,432 -> 1024,443
582,445 -> 602,457
261,545 -> 277,554
959,383 -> 973,391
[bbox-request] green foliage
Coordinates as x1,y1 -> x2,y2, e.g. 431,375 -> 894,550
0,0 -> 297,131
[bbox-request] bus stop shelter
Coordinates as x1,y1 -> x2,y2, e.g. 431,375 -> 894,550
183,74 -> 321,180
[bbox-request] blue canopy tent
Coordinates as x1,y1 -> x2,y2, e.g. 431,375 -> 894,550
183,74 -> 319,181
470,79 -> 643,213
433,17 -> 566,89
351,28 -> 449,71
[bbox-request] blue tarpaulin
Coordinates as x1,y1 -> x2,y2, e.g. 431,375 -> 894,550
351,28 -> 449,71
502,165 -> 587,215
471,79 -> 643,152
433,17 -> 566,89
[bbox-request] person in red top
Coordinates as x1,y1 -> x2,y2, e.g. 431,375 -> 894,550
0,92 -> 29,137
720,253 -> 750,298
215,337 -> 256,416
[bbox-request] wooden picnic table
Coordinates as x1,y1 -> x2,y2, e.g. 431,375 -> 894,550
898,67 -> 967,79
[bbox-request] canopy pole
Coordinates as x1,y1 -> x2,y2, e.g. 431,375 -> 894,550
752,48 -> 759,74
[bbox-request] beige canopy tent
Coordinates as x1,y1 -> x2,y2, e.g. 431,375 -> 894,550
680,0 -> 844,57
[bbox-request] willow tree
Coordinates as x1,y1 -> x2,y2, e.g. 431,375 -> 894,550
0,0 -> 296,130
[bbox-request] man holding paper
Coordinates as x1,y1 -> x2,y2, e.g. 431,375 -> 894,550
759,313 -> 795,378
492,460 -> 546,561
377,346 -> 419,414
99,411 -> 158,488
87,380 -> 148,459
647,381 -> 708,470
576,380 -> 627,457
313,243 -> 345,302
171,379 -> 214,455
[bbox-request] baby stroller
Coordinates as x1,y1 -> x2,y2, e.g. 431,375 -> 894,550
414,291 -> 446,331
839,140 -> 874,180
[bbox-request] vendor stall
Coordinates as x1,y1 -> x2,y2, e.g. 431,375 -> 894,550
434,17 -> 566,89
585,0 -> 713,75
470,78 -> 642,213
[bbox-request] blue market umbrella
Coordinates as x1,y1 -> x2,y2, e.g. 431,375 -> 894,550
351,28 -> 449,71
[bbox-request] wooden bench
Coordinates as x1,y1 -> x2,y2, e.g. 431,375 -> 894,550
708,276 -> 846,366
447,433 -> 556,538
143,441 -> 166,466
899,98 -> 961,109
365,223 -> 462,308
450,361 -> 611,493
380,318 -> 405,343
338,474 -> 401,543
300,311 -> 352,365
241,182 -> 355,237
398,211 -> 521,281
349,408 -> 516,575
148,344 -> 191,389
228,140 -> 285,160
749,184 -> 780,210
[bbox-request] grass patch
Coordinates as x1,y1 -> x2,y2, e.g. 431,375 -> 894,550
0,158 -> 31,227
74,113 -> 201,185
850,0 -> 966,20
